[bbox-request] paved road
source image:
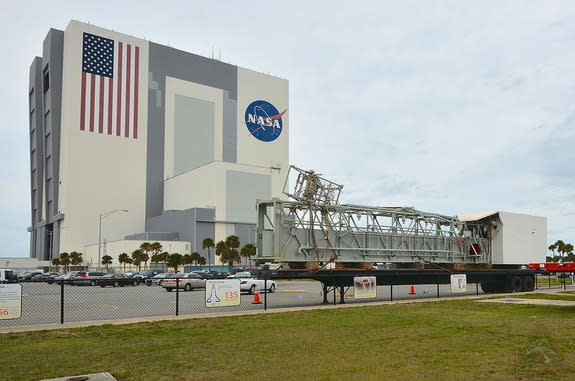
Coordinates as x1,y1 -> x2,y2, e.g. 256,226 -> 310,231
0,280 -> 489,327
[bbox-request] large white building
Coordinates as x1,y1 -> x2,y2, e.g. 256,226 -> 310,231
28,21 -> 289,267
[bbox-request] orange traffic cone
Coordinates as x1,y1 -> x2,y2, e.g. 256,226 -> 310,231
409,285 -> 416,295
252,284 -> 262,304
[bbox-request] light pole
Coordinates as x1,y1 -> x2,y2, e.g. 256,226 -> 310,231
98,209 -> 128,270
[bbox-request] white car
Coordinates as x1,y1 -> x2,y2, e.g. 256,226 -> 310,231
227,272 -> 277,294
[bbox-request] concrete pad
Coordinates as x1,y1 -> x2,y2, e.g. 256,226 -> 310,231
479,298 -> 575,306
41,372 -> 117,381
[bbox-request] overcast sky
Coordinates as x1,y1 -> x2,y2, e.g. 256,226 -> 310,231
1,1 -> 574,258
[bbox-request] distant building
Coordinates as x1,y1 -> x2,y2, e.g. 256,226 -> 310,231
28,20 -> 289,268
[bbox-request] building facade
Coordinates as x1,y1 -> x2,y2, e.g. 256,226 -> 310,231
28,21 -> 289,267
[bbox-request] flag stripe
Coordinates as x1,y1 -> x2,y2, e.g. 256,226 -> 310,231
107,77 -> 113,135
134,46 -> 139,139
90,74 -> 96,132
99,76 -> 104,134
116,42 -> 123,137
125,44 -> 131,138
80,72 -> 87,131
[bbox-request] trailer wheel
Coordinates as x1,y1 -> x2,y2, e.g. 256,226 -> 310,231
511,276 -> 522,292
522,276 -> 535,291
480,281 -> 496,293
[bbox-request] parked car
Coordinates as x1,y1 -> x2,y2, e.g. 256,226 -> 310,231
0,269 -> 18,283
19,271 -> 44,282
209,271 -> 229,279
70,271 -> 107,286
227,272 -> 277,294
133,270 -> 161,281
32,272 -> 61,282
192,271 -> 212,279
162,273 -> 206,292
97,274 -> 140,287
52,271 -> 80,284
145,272 -> 175,286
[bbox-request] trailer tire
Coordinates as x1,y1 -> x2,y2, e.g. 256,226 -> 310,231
480,281 -> 496,293
511,276 -> 522,292
522,276 -> 535,291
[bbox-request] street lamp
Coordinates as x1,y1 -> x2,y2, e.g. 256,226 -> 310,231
98,209 -> 128,270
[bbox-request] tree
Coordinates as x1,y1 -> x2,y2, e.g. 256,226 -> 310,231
168,253 -> 183,272
141,252 -> 150,270
51,258 -> 61,272
59,252 -> 70,273
198,256 -> 206,266
182,254 -> 193,269
101,255 -> 113,272
70,251 -> 83,268
151,242 -> 163,257
131,249 -> 145,272
215,235 -> 241,274
240,243 -> 256,270
139,242 -> 152,261
190,252 -> 201,266
118,253 -> 131,272
202,237 -> 215,270
159,251 -> 170,265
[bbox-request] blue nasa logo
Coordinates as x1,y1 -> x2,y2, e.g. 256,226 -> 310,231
245,100 -> 287,142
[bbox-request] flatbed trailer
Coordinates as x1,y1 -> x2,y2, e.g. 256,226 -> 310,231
253,266 -> 537,304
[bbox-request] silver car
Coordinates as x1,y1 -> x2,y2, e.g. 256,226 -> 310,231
162,273 -> 206,292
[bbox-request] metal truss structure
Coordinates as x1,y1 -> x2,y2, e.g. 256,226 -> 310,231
256,166 -> 492,266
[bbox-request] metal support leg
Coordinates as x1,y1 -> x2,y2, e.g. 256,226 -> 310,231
390,284 -> 393,302
176,278 -> 180,316
437,283 -> 440,298
322,283 -> 329,304
339,286 -> 345,304
60,279 -> 65,324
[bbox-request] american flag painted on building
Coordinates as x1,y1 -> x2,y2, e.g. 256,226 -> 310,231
80,32 -> 140,139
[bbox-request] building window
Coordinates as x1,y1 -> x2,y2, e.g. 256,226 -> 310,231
43,67 -> 50,93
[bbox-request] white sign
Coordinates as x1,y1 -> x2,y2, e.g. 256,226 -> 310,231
205,279 -> 241,308
354,276 -> 377,299
451,274 -> 467,293
0,284 -> 22,319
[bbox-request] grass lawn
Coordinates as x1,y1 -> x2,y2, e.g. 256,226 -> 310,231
1,300 -> 574,380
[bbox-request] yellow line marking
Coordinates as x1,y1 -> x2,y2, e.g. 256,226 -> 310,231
280,290 -> 307,293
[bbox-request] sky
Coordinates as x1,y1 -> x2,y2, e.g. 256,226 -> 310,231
1,1 -> 575,258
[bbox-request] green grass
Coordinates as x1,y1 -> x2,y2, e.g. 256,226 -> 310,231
536,277 -> 573,287
1,300 -> 575,380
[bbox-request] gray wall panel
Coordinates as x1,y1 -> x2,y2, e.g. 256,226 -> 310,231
226,171 -> 271,223
146,43 -> 238,226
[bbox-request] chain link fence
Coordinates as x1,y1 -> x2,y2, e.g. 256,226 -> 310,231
1,272 -> 571,328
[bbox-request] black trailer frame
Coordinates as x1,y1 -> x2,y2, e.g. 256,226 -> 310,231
253,268 -> 536,304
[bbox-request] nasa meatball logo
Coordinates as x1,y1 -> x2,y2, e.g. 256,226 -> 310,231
245,100 -> 287,142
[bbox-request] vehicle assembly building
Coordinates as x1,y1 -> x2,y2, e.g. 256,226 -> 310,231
28,20 -> 289,266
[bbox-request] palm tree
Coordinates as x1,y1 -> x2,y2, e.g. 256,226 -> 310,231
131,249 -> 145,272
216,235 -> 241,274
202,237 -> 214,271
118,253 -> 130,272
140,242 -> 152,261
182,254 -> 193,270
51,258 -> 61,272
59,252 -> 70,273
151,242 -> 163,257
70,251 -> 83,269
190,252 -> 201,266
555,240 -> 566,262
141,253 -> 149,270
198,256 -> 206,266
240,243 -> 256,270
101,255 -> 113,272
167,253 -> 183,272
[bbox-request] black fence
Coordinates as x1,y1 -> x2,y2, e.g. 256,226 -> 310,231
0,274 -> 571,328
